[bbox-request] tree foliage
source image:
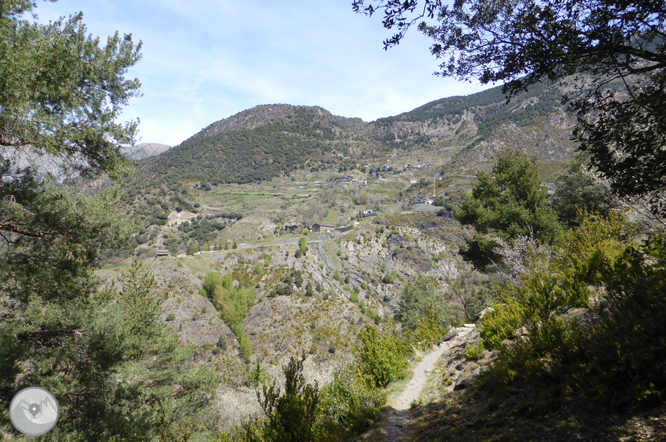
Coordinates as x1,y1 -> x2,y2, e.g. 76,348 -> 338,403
354,0 -> 666,213
0,3 -> 220,439
255,355 -> 320,442
551,155 -> 618,226
354,324 -> 408,389
0,0 -> 140,179
396,275 -> 448,332
0,260 -> 218,440
456,149 -> 561,266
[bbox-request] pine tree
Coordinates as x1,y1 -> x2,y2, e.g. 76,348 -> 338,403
0,3 -> 217,439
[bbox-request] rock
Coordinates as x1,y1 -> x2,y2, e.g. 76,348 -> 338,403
463,323 -> 476,328
454,377 -> 469,391
441,329 -> 458,342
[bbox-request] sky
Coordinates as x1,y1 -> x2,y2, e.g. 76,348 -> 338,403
36,0 -> 493,146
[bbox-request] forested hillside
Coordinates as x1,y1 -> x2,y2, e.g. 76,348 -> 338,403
134,79 -> 574,189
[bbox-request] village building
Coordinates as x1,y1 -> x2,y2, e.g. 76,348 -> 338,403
311,223 -> 335,233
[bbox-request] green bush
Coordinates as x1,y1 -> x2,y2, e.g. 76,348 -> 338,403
464,341 -> 485,361
480,299 -> 524,350
354,325 -> 409,388
217,335 -> 228,350
293,270 -> 303,288
256,355 -> 319,442
350,291 -> 359,303
409,303 -> 449,350
237,327 -> 252,363
566,235 -> 666,407
316,365 -> 387,441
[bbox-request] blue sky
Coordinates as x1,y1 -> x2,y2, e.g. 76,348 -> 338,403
36,0 -> 492,146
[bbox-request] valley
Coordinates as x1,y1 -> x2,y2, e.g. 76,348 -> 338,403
91,81 -> 582,436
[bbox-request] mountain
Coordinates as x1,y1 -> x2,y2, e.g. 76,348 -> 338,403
136,80 -> 576,188
121,143 -> 172,160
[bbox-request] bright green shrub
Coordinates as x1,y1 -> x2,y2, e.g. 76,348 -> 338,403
354,325 -> 408,388
409,303 -> 448,350
464,341 -> 485,361
480,299 -> 524,350
202,271 -> 223,299
567,235 -> 666,406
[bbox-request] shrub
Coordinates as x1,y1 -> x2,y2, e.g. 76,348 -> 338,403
409,303 -> 448,350
464,341 -> 486,361
257,355 -> 319,442
203,272 -> 223,299
166,313 -> 176,322
350,291 -> 359,303
354,324 -> 408,388
237,327 -> 252,363
316,365 -> 387,440
217,335 -> 228,350
566,235 -> 666,407
480,299 -> 524,350
292,271 -> 303,288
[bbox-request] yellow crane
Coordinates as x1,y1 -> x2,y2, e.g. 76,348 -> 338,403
412,177 -> 440,197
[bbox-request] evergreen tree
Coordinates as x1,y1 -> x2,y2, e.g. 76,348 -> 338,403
456,149 -> 562,266
0,3 -> 217,439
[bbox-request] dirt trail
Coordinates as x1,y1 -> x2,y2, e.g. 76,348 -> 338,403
378,325 -> 476,441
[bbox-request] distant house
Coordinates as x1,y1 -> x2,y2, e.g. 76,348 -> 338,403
311,223 -> 335,233
156,249 -> 169,257
363,209 -> 377,216
273,193 -> 283,197
284,225 -> 300,232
